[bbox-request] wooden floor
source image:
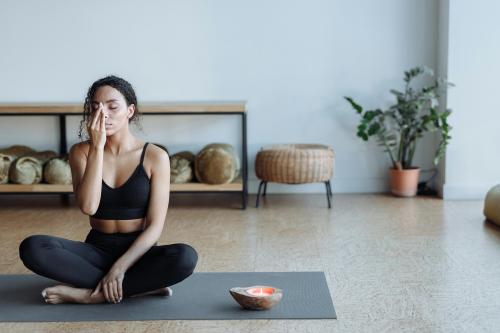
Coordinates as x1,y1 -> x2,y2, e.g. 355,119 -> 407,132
1,193 -> 500,332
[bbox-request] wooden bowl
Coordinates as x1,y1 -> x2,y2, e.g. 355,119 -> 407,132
229,285 -> 283,310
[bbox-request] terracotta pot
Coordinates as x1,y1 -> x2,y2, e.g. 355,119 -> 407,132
389,167 -> 420,197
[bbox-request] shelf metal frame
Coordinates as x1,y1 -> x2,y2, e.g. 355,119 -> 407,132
0,103 -> 248,209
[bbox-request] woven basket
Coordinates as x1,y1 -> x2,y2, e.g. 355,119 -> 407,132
255,144 -> 334,184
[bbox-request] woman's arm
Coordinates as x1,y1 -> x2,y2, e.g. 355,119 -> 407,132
111,146 -> 171,273
68,142 -> 104,215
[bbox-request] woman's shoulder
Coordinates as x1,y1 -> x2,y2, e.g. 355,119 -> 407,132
142,143 -> 170,179
69,140 -> 91,159
147,142 -> 170,159
145,143 -> 170,172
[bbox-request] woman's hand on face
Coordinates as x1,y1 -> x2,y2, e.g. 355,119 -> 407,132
87,102 -> 107,149
91,266 -> 125,303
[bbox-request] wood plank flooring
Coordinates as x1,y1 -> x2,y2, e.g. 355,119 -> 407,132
1,193 -> 499,332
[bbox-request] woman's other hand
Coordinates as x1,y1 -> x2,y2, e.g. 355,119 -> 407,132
91,266 -> 125,303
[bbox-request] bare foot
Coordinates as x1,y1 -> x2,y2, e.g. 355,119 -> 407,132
41,284 -> 172,304
41,285 -> 95,304
130,286 -> 173,298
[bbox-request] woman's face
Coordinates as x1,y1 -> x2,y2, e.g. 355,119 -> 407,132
90,85 -> 135,135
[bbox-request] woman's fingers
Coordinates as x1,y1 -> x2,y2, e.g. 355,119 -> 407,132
109,281 -> 116,303
108,282 -> 115,303
108,283 -> 114,303
103,283 -> 111,303
96,103 -> 104,127
111,280 -> 119,303
90,105 -> 101,130
101,106 -> 106,131
118,281 -> 123,301
106,281 -> 117,303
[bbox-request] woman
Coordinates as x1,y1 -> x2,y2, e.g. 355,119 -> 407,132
18,75 -> 198,304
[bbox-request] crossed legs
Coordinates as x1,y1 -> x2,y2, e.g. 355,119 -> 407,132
19,234 -> 198,304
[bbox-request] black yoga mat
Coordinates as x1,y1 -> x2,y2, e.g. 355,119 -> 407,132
0,271 -> 336,322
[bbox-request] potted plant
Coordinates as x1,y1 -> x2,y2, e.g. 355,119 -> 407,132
344,66 -> 453,197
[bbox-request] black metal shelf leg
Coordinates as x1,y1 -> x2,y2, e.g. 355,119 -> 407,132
241,112 -> 248,210
59,114 -> 69,204
241,190 -> 247,210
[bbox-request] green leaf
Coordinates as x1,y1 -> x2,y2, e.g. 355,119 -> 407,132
368,123 -> 381,135
344,96 -> 363,114
390,89 -> 404,97
363,110 -> 378,121
358,123 -> 367,131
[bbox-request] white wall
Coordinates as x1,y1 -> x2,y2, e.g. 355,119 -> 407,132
0,0 -> 439,193
435,0 -> 449,198
441,0 -> 500,199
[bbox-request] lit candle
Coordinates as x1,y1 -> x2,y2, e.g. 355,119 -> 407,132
246,287 -> 274,296
230,285 -> 283,310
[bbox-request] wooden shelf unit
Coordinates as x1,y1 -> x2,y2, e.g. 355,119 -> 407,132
0,101 -> 248,209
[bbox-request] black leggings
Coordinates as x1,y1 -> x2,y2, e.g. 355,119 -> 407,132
18,228 -> 198,297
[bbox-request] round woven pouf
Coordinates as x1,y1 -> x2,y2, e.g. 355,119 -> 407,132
254,143 -> 334,208
484,184 -> 500,226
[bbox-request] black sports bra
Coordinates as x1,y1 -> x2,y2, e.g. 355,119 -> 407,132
91,142 -> 151,220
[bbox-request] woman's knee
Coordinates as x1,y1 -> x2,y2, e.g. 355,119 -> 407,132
19,235 -> 59,266
173,243 -> 198,274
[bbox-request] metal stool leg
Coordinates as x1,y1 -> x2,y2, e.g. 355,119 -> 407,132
327,180 -> 333,208
256,180 -> 265,208
324,181 -> 331,208
263,181 -> 268,196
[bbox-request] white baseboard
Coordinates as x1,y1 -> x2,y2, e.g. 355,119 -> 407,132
442,183 -> 494,200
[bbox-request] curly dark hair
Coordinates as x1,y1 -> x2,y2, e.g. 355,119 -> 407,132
78,75 -> 144,141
